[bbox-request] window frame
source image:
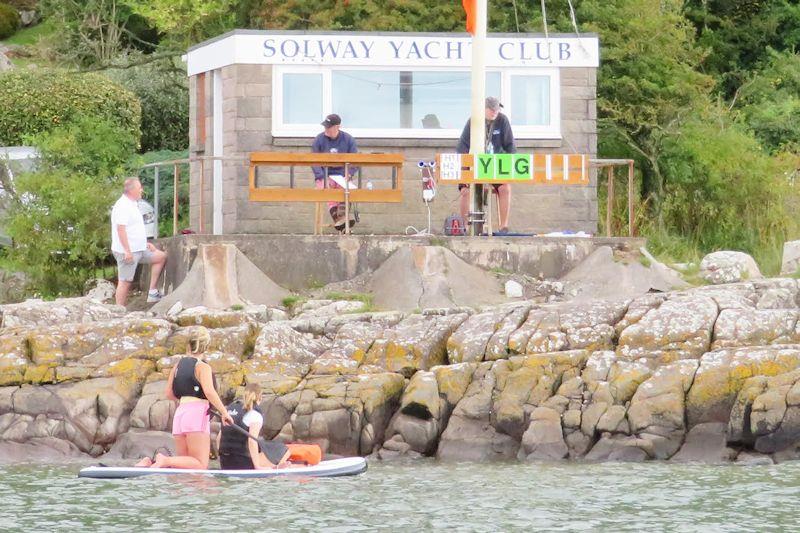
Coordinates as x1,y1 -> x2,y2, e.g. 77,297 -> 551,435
271,65 -> 561,140
501,68 -> 561,138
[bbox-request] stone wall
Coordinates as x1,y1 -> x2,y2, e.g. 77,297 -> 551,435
149,234 -> 643,293
188,64 -> 598,235
4,279 -> 800,464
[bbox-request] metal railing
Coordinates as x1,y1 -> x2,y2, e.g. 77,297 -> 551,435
591,158 -> 636,237
139,155 -> 249,236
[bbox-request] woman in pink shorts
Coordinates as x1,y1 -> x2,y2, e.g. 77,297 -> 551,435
137,326 -> 233,469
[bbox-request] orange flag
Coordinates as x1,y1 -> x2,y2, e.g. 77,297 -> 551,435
462,0 -> 475,34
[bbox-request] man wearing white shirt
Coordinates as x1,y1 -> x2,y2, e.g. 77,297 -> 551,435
111,178 -> 167,306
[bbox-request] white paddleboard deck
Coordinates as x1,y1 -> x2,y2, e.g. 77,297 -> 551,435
79,457 -> 367,479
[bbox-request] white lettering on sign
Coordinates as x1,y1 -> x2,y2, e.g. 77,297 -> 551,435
439,154 -> 464,181
187,32 -> 599,76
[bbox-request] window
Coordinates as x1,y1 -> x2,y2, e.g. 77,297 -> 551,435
272,66 -> 560,139
510,75 -> 550,126
282,73 -> 323,124
333,71 -> 400,128
330,71 -> 501,130
410,72 -> 500,130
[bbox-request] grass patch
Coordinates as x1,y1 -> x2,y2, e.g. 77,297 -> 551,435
429,236 -> 447,247
326,291 -> 373,304
3,20 -> 57,47
326,292 -> 377,313
638,255 -> 652,268
306,278 -> 326,290
489,266 -> 512,275
674,262 -> 707,287
281,295 -> 306,309
229,304 -> 244,311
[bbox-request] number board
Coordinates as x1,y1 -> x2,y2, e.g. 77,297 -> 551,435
435,153 -> 589,185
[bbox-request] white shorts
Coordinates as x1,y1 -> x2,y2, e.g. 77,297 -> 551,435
113,248 -> 157,282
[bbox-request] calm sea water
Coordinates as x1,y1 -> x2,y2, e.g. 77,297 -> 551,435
1,460 -> 799,531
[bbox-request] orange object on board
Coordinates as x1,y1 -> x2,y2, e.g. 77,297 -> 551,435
287,443 -> 322,465
462,0 -> 475,34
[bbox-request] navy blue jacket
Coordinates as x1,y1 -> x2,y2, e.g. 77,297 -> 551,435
456,113 -> 516,154
311,130 -> 358,180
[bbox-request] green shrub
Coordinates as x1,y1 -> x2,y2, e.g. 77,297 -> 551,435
0,2 -> 21,39
108,61 -> 188,152
4,116 -> 137,297
0,69 -> 141,147
647,105 -> 799,275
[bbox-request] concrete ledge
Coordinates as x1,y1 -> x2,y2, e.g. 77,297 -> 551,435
151,234 -> 645,293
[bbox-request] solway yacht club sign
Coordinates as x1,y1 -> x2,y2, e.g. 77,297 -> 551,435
186,32 -> 599,75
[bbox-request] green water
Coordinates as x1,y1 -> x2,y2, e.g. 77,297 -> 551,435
1,460 -> 799,531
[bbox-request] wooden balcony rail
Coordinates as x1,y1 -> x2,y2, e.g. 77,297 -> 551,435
248,152 -> 405,234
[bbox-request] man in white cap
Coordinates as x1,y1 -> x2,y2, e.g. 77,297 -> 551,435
456,96 -> 517,234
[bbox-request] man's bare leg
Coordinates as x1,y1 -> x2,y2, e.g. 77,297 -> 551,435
497,184 -> 511,230
116,280 -> 132,306
459,187 -> 470,221
148,250 -> 167,291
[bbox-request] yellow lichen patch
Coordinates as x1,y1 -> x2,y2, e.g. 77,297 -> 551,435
241,362 -> 301,395
0,367 -> 25,386
23,364 -> 56,384
383,343 -> 414,373
27,334 -> 65,366
609,361 -> 653,404
0,340 -> 28,387
176,311 -> 248,329
310,356 -> 361,376
352,373 -> 405,416
97,358 -> 156,381
55,366 -> 93,382
146,369 -> 172,384
216,370 -> 246,399
432,363 -> 475,407
687,347 -> 800,426
493,365 -> 540,431
205,352 -> 242,375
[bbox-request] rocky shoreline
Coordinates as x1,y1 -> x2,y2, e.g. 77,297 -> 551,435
3,278 -> 800,465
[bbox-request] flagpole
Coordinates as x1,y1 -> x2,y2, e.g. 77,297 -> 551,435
469,0 -> 488,236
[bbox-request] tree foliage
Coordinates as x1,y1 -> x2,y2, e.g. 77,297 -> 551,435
40,0 -> 160,66
0,2 -> 21,40
0,69 -> 142,148
108,59 -> 189,152
4,117 -> 138,296
684,0 -> 800,97
126,0 -> 239,47
736,49 -> 800,153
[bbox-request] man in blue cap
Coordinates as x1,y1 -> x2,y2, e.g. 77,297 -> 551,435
311,114 -> 359,231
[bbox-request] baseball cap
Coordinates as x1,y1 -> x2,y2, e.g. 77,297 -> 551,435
485,97 -> 503,111
321,114 -> 342,128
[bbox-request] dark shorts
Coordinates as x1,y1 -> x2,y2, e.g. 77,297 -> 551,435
458,183 -> 504,192
219,453 -> 254,470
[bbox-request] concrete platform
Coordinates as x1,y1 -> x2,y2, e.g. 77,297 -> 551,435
151,235 -> 645,294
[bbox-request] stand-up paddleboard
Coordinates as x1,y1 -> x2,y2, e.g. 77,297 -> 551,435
78,457 -> 367,479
